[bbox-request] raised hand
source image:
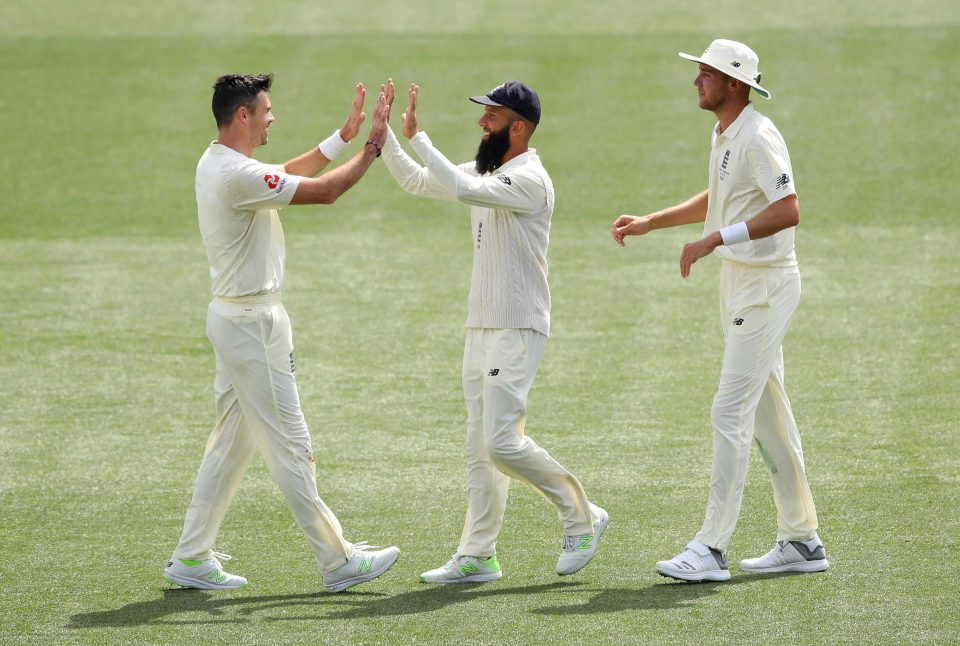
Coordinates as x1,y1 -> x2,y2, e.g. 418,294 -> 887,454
366,90 -> 390,150
339,83 -> 367,143
382,78 -> 396,116
402,83 -> 420,139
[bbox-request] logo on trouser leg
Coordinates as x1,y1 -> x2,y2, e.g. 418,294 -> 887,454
732,318 -> 744,326
488,369 -> 499,376
289,352 -> 296,374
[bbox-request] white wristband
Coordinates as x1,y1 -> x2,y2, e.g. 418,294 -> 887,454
719,221 -> 750,245
318,129 -> 349,160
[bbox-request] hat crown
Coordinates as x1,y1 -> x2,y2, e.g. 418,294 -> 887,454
702,39 -> 761,83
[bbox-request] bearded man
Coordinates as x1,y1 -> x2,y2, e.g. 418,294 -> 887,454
380,80 -> 608,583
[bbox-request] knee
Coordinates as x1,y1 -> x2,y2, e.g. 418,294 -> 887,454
487,436 -> 526,466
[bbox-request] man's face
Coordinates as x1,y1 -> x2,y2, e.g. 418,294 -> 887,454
694,64 -> 730,111
475,106 -> 514,174
247,91 -> 275,146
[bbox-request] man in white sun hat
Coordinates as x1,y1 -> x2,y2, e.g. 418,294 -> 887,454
611,39 -> 828,582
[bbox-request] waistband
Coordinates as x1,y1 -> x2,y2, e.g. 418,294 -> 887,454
214,292 -> 282,305
720,259 -> 799,275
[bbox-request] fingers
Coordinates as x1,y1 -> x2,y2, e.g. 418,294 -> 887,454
383,78 -> 395,108
408,83 -> 419,111
680,244 -> 696,278
353,82 -> 366,110
610,225 -> 625,247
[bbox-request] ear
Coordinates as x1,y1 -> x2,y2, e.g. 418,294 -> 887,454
510,119 -> 526,138
235,104 -> 249,124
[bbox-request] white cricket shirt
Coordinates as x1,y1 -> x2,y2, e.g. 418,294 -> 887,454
705,103 -> 798,267
195,143 -> 301,297
382,127 -> 554,335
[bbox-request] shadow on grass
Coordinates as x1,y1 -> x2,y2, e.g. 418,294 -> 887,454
530,572 -> 799,615
67,588 -> 386,628
67,573 -> 797,627
284,581 -> 588,621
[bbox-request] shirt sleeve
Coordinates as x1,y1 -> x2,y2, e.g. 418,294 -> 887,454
380,126 -> 461,202
747,127 -> 797,203
225,158 -> 302,210
408,132 -> 547,213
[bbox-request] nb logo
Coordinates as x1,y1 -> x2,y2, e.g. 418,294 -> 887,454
730,61 -> 741,68
488,369 -> 500,376
733,318 -> 744,326
775,174 -> 791,189
289,352 -> 296,374
496,174 -> 512,185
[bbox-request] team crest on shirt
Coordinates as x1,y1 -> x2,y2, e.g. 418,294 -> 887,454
719,150 -> 731,181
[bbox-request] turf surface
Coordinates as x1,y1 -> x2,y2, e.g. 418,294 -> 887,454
1,1 -> 958,644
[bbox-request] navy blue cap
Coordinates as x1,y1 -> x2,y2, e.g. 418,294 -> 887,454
469,81 -> 541,124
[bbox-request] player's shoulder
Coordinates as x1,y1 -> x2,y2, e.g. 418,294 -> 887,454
744,111 -> 787,150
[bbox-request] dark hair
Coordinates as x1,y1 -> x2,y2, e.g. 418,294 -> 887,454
211,73 -> 273,128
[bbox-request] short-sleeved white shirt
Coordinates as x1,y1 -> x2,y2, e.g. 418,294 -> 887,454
704,103 -> 798,267
195,142 -> 301,297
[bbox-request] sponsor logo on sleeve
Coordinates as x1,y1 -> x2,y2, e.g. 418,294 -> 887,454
263,174 -> 288,193
775,174 -> 791,190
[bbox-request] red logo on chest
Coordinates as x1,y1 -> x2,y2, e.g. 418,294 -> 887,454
263,174 -> 280,189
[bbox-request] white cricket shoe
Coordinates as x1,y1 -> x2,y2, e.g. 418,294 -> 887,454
420,554 -> 503,584
163,552 -> 247,590
656,540 -> 731,582
557,504 -> 609,575
322,542 -> 401,593
740,538 -> 829,574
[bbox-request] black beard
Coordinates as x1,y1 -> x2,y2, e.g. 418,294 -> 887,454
474,126 -> 512,174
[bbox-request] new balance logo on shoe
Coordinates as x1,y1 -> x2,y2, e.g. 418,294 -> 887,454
577,536 -> 593,550
459,561 -> 479,576
359,559 -> 371,574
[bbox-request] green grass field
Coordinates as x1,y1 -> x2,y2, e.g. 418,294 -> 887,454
1,1 -> 958,644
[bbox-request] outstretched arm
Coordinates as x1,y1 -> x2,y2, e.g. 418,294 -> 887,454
611,190 -> 709,246
288,90 -> 389,205
283,83 -> 368,177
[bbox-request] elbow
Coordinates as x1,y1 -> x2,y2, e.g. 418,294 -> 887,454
317,192 -> 338,205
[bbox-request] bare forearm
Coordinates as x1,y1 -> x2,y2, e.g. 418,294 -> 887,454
648,190 -> 709,230
289,147 -> 378,205
283,147 -> 332,178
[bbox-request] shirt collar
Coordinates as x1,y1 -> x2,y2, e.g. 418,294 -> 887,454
209,141 -> 248,158
714,102 -> 755,142
495,148 -> 537,174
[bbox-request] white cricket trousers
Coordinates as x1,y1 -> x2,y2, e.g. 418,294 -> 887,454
173,296 -> 351,572
695,261 -> 819,551
457,328 -> 595,557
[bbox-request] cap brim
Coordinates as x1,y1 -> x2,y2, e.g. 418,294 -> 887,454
469,95 -> 502,106
678,52 -> 771,100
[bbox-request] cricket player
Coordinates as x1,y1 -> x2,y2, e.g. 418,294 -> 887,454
380,79 -> 607,583
611,40 -> 828,581
163,73 -> 399,593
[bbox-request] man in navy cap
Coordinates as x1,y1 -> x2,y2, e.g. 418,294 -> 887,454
380,79 -> 608,583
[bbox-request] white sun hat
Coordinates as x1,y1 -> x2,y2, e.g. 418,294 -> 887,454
679,39 -> 771,100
